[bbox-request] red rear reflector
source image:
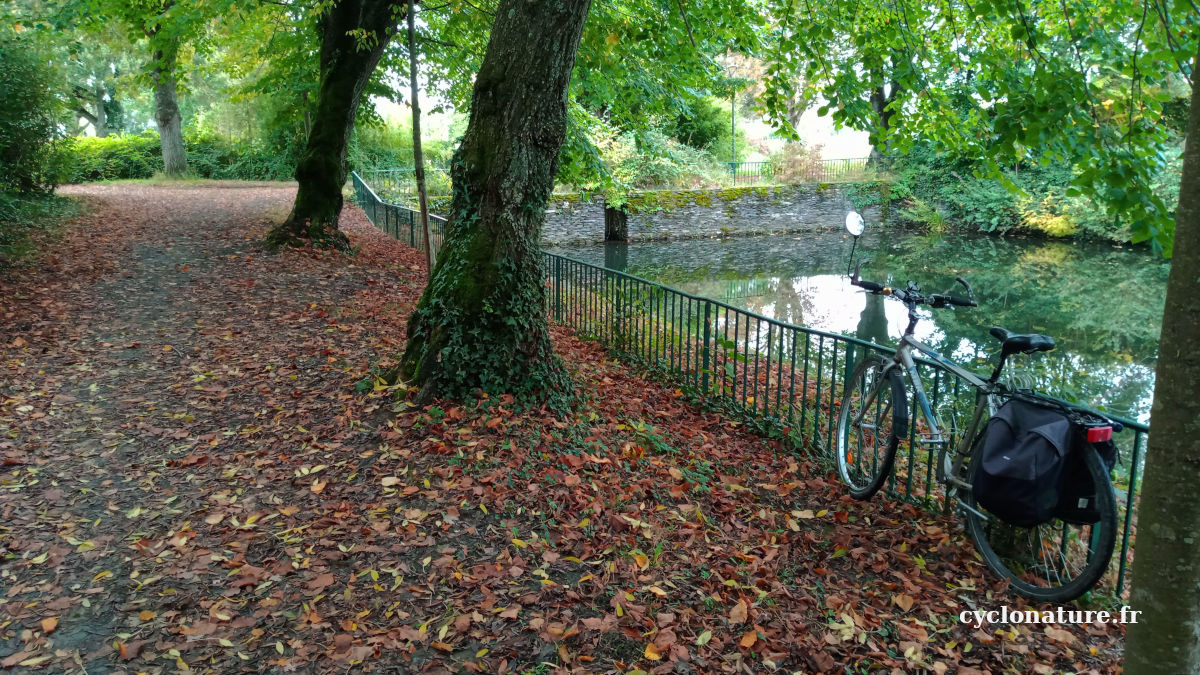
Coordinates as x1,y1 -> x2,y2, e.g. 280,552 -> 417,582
1087,426 -> 1113,443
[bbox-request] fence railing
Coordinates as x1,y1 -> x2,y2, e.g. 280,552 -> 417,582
351,172 -> 447,259
725,161 -> 776,183
352,170 -> 1148,599
724,157 -> 874,184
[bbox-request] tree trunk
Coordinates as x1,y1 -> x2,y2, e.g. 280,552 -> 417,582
93,82 -> 108,137
1125,45 -> 1200,675
398,0 -> 591,407
408,0 -> 433,269
151,47 -> 187,177
604,205 -> 628,241
265,0 -> 399,250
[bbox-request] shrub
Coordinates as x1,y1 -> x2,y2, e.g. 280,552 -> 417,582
768,142 -> 824,183
65,133 -> 162,182
0,36 -> 66,194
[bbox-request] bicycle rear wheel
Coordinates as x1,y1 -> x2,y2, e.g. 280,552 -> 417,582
836,354 -> 908,500
963,439 -> 1118,603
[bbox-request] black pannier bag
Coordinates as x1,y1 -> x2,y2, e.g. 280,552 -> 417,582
973,398 -> 1073,527
1054,428 -> 1118,525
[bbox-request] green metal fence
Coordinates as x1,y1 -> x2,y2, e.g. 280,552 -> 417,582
351,171 -> 447,258
351,170 -> 1149,599
725,161 -> 776,183
724,157 -> 874,184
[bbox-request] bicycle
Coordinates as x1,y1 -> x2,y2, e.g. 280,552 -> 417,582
834,255 -> 1120,603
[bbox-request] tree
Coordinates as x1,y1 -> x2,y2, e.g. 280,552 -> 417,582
148,11 -> 187,177
761,0 -> 1193,253
264,0 -> 403,250
398,0 -> 591,405
53,0 -> 220,176
1124,44 -> 1200,675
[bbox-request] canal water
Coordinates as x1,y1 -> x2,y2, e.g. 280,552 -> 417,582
547,230 -> 1169,423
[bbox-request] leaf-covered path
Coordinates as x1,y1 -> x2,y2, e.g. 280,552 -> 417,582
1,184 -> 1122,673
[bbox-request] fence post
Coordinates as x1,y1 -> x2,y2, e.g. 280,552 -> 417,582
843,343 -> 857,393
409,211 -> 416,247
701,301 -> 712,392
553,257 -> 563,321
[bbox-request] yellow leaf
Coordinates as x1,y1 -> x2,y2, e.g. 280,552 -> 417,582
139,610 -> 156,621
647,586 -> 668,597
605,32 -> 619,46
40,617 -> 58,634
633,552 -> 649,569
511,538 -> 528,549
816,509 -> 829,517
92,570 -> 112,582
696,629 -> 712,646
29,552 -> 48,564
644,642 -> 662,660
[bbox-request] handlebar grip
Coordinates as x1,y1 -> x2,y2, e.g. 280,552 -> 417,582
856,280 -> 884,293
947,295 -> 978,307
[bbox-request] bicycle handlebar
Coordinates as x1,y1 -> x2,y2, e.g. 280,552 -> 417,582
850,263 -> 978,309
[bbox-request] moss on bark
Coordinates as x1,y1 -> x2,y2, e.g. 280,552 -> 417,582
399,0 -> 591,409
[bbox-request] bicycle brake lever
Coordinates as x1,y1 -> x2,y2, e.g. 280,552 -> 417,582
956,276 -> 975,300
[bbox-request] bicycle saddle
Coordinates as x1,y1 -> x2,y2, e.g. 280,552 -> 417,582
990,326 -> 1055,354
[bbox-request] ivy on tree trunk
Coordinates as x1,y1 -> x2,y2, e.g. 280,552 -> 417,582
1125,45 -> 1200,675
265,0 -> 399,251
399,0 -> 592,407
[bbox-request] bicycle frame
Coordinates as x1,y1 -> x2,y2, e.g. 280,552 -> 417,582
854,333 -> 999,510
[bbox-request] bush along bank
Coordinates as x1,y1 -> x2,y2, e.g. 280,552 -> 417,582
884,145 -> 1184,245
57,128 -> 458,184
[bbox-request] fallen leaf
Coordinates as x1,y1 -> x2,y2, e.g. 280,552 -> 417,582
118,640 -> 147,660
644,642 -> 662,660
729,600 -> 748,624
40,617 -> 58,634
307,572 -> 335,592
739,630 -> 757,648
1044,626 -> 1077,644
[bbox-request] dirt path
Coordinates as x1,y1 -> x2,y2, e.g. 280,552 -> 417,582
0,184 -> 1122,674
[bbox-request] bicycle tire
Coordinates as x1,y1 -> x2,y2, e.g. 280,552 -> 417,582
963,437 -> 1118,603
836,354 -> 909,500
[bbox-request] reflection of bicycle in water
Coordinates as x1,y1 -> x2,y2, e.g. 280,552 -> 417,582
834,216 -> 1120,602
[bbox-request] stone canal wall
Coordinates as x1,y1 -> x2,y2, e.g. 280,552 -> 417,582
542,182 -> 891,245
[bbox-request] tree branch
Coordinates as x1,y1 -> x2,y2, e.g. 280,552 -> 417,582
675,0 -> 697,50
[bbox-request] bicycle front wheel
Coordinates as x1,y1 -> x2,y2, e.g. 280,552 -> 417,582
836,354 -> 908,500
963,440 -> 1118,603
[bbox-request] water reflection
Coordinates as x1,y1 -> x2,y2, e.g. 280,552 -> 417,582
556,232 -> 1168,422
